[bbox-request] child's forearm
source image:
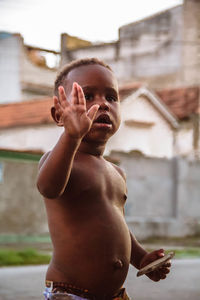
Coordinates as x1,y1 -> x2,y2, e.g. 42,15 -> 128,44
37,132 -> 81,198
130,232 -> 147,269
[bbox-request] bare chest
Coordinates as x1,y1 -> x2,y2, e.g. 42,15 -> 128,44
66,157 -> 127,207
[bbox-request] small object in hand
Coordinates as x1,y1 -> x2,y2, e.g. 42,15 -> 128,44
137,251 -> 175,277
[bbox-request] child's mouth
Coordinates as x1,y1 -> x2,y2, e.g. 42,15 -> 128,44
94,114 -> 111,124
94,114 -> 112,129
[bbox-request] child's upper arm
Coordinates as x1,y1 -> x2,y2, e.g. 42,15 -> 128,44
38,151 -> 51,170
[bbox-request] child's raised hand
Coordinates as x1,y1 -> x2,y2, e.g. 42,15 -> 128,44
53,82 -> 99,139
139,249 -> 171,282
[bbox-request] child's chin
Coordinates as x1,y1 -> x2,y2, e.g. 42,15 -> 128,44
83,131 -> 112,143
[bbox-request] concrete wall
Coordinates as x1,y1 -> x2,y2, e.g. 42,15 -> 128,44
0,33 -> 21,103
182,0 -> 200,85
113,152 -> 200,239
60,1 -> 200,89
0,153 -> 200,238
20,42 -> 56,100
61,6 -> 184,88
0,158 -> 48,234
0,32 -> 57,104
118,6 -> 183,81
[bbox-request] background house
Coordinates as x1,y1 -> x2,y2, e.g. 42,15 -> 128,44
0,85 -> 199,159
106,85 -> 200,159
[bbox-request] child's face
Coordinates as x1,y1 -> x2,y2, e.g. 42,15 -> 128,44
63,64 -> 121,142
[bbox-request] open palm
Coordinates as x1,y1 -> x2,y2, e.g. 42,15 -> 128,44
53,82 -> 99,139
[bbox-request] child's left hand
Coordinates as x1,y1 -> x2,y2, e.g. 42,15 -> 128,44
140,249 -> 171,281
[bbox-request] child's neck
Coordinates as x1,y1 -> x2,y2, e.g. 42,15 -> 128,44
78,140 -> 106,157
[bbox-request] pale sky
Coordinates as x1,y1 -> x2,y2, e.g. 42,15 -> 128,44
0,0 -> 183,51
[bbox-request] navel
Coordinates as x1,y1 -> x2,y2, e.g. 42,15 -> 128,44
113,259 -> 124,269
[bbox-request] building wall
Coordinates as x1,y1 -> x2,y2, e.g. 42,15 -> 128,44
175,123 -> 194,157
0,33 -> 21,103
61,1 -> 200,89
0,124 -> 63,153
105,94 -> 175,158
0,157 -> 47,234
182,0 -> 200,85
62,42 -> 118,67
61,6 -> 184,88
115,152 -> 200,239
0,33 -> 57,104
118,6 -> 183,82
20,42 -> 57,99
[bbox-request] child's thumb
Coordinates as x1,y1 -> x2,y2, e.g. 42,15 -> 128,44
156,249 -> 165,258
87,104 -> 99,121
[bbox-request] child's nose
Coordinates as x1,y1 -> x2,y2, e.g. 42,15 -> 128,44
99,101 -> 109,111
96,96 -> 109,111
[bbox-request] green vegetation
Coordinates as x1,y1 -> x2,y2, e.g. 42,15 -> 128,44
0,247 -> 200,267
0,248 -> 51,266
0,149 -> 42,162
167,248 -> 200,259
0,234 -> 51,244
0,234 -> 200,266
144,248 -> 200,259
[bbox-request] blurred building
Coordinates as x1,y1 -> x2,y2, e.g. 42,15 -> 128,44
0,32 -> 57,104
61,0 -> 200,89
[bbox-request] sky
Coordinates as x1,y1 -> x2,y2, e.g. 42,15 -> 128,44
0,0 -> 183,51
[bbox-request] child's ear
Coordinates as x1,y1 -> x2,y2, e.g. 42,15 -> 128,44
51,107 -> 63,127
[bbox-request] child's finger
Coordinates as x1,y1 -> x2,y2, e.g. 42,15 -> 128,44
87,104 -> 99,121
58,86 -> 69,107
76,84 -> 86,108
163,261 -> 171,268
71,82 -> 79,105
161,267 -> 170,274
53,96 -> 62,113
148,270 -> 160,282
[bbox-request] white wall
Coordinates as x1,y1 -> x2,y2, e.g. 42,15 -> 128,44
175,128 -> 194,157
0,124 -> 63,153
105,94 -> 175,158
0,33 -> 21,103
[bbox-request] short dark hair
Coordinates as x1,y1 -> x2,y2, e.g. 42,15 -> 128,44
54,57 -> 112,96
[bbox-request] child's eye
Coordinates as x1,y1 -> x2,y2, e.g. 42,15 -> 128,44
106,95 -> 118,102
84,93 -> 94,101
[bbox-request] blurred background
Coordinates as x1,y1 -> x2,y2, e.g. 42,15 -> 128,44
0,0 -> 200,299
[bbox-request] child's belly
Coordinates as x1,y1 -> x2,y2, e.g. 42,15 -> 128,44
46,203 -> 131,297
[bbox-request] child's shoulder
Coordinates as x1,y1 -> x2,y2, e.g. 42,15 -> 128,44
105,159 -> 126,181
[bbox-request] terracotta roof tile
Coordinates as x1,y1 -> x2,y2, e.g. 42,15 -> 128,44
0,97 -> 53,129
156,87 -> 199,119
119,82 -> 142,100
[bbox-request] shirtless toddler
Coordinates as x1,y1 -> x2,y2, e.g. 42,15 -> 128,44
37,58 -> 171,300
